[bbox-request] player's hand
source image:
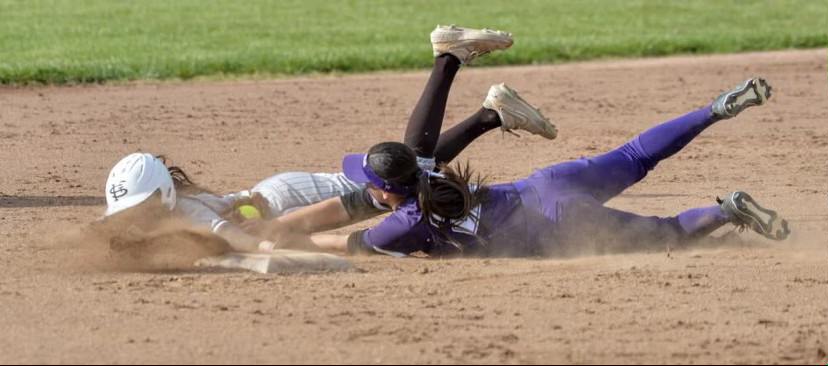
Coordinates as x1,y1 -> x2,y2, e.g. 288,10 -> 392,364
241,218 -> 290,242
249,192 -> 270,215
225,192 -> 270,224
239,218 -> 267,235
257,240 -> 281,252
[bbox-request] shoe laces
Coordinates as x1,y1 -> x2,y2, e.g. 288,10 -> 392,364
481,28 -> 511,37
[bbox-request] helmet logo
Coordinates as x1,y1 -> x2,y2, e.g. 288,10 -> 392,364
109,181 -> 129,202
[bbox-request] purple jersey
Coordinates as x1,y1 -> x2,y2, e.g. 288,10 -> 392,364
350,106 -> 734,258
353,182 -> 555,257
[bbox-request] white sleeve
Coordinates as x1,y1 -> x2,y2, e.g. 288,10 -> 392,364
251,172 -> 363,218
175,196 -> 227,233
188,191 -> 250,215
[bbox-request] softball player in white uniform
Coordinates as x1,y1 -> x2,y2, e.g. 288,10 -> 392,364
104,154 -> 367,252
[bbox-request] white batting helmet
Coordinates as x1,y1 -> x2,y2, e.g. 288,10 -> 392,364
104,153 -> 176,217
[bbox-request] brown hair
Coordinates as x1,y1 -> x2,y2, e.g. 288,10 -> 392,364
155,155 -> 213,196
417,161 -> 489,251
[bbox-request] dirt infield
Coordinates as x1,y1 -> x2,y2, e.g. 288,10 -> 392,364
1,49 -> 827,364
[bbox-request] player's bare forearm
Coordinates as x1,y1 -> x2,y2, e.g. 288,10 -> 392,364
276,197 -> 352,234
307,234 -> 349,254
238,198 -> 350,243
271,231 -> 349,254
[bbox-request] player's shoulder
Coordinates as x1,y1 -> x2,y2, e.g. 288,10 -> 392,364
395,198 -> 423,217
375,198 -> 422,229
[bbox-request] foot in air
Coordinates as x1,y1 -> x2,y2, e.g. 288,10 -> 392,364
711,78 -> 772,120
430,25 -> 513,64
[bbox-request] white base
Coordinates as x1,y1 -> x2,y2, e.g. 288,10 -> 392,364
194,250 -> 352,274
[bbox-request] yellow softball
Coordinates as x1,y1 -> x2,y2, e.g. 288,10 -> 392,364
237,205 -> 262,220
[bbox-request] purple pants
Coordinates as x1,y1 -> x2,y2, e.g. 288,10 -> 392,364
517,106 -> 731,249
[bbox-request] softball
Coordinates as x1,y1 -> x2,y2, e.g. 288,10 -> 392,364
237,204 -> 262,220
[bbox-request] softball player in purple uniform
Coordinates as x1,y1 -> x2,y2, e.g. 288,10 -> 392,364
245,25 -> 557,239
290,78 -> 790,257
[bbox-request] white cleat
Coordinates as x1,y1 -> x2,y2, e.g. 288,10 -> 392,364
719,191 -> 790,241
430,25 -> 513,64
711,78 -> 772,119
483,83 -> 557,140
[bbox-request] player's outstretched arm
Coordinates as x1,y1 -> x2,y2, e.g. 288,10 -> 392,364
277,197 -> 353,234
239,197 -> 351,239
256,231 -> 349,255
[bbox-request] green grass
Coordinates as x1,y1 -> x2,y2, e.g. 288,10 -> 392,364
1,0 -> 827,84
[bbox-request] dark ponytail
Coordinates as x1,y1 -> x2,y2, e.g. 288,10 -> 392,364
155,155 -> 212,195
417,162 -> 488,251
